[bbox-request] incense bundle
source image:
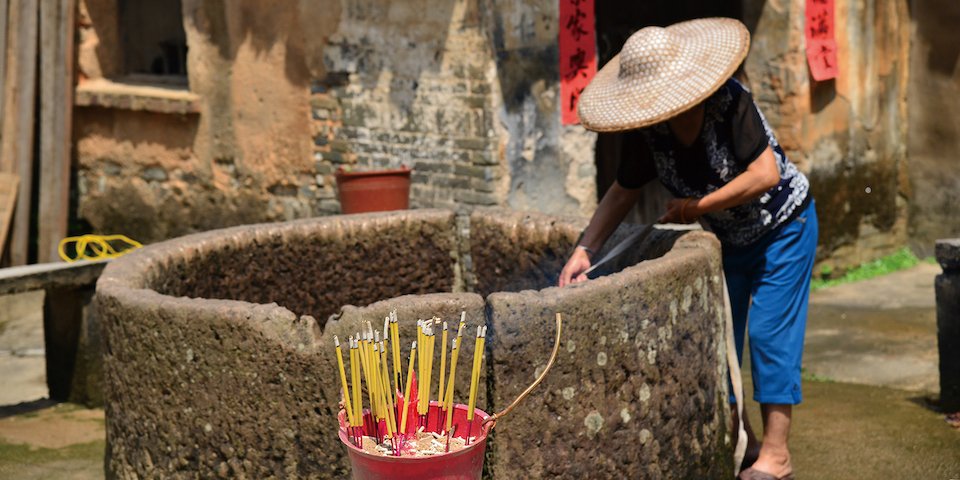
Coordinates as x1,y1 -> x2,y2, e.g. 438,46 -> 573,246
333,310 -> 488,457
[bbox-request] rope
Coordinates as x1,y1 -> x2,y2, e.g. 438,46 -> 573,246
722,272 -> 748,473
481,312 -> 563,432
57,234 -> 142,262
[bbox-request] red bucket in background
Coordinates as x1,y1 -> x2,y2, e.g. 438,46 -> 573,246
334,166 -> 412,214
338,402 -> 490,480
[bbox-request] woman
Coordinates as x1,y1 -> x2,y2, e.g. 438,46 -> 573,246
558,18 -> 817,480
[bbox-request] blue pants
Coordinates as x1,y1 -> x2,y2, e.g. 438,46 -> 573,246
725,201 -> 818,405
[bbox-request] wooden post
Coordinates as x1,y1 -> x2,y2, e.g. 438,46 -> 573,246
38,0 -> 75,263
0,0 -> 10,118
0,0 -> 39,265
0,172 -> 17,254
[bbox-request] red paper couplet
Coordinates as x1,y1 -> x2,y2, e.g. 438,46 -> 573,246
805,0 -> 839,81
559,0 -> 597,125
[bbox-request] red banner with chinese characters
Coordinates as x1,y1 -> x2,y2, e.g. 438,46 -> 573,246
805,0 -> 839,81
559,0 -> 597,125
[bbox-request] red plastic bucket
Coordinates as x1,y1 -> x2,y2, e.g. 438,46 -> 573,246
338,401 -> 490,480
334,166 -> 412,214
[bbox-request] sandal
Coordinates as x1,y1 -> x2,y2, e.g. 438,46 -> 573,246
739,448 -> 760,472
737,467 -> 795,480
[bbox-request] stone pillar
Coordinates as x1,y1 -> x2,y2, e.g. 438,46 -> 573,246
935,239 -> 960,412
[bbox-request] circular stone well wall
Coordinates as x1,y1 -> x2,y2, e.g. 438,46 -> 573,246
96,208 -> 733,479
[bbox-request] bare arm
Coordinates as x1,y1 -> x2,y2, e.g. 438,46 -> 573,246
660,146 -> 781,223
559,181 -> 643,287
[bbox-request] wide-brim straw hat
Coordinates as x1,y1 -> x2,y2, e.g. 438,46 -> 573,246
578,17 -> 750,132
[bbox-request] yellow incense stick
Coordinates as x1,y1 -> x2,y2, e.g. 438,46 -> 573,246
350,337 -> 361,427
372,341 -> 385,424
416,321 -> 424,416
391,311 -> 401,388
444,322 -> 466,413
334,336 -> 354,427
380,341 -> 398,437
374,343 -> 392,437
466,326 -> 483,421
444,335 -> 461,431
423,320 -> 437,416
437,322 -> 448,416
400,341 -> 417,434
358,332 -> 376,422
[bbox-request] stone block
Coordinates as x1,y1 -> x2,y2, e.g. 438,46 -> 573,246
936,239 -> 960,411
454,138 -> 489,151
936,239 -> 960,272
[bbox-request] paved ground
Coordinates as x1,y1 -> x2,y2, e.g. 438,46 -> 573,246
0,263 -> 956,479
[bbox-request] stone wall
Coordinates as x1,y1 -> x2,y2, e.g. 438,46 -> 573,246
96,209 -> 732,479
907,0 -> 960,255
743,0 -> 912,271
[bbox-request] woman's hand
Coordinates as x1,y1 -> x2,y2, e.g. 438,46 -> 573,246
659,198 -> 701,224
559,247 -> 592,287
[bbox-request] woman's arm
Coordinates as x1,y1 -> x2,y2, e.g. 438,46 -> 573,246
660,146 -> 780,223
559,181 -> 643,286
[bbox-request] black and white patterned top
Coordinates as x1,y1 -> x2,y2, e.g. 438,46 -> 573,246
617,78 -> 810,248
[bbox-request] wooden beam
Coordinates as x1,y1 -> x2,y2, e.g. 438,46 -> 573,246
0,0 -> 10,118
0,172 -> 17,255
37,0 -> 75,263
0,0 -> 38,265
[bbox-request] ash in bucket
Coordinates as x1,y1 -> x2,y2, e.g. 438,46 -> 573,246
361,430 -> 468,457
334,311 -> 489,457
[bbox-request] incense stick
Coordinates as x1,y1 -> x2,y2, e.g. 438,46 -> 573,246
334,336 -> 355,445
437,321 -> 448,432
465,325 -> 486,445
400,341 -> 417,438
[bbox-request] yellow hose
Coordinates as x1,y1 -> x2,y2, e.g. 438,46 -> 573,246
57,234 -> 143,262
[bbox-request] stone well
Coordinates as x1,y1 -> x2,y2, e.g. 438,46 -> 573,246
96,208 -> 733,479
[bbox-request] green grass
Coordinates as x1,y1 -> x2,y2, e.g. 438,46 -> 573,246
811,247 -> 921,291
0,439 -> 104,467
800,367 -> 834,383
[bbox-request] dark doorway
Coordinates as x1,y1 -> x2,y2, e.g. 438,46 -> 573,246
593,2 -> 743,224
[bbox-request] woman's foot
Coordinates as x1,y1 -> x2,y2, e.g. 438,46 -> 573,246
743,446 -> 792,479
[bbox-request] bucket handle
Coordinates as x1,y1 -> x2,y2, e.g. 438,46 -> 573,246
481,313 -> 563,433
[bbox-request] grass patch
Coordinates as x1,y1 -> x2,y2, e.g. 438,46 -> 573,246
811,247 -> 920,291
0,439 -> 104,466
801,367 -> 834,383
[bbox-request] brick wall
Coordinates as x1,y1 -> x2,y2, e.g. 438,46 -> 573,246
310,1 -> 504,214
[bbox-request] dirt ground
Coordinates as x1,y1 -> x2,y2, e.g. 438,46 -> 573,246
0,263 -> 957,479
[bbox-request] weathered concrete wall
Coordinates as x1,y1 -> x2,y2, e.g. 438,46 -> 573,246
906,0 -> 960,255
481,2 -> 598,217
96,209 -> 731,479
743,0 -> 911,271
75,0 -> 324,243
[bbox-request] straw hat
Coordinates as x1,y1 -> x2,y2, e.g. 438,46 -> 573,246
578,18 -> 750,132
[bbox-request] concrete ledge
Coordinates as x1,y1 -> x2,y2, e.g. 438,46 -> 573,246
75,78 -> 201,115
96,209 -> 731,479
0,260 -> 109,296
